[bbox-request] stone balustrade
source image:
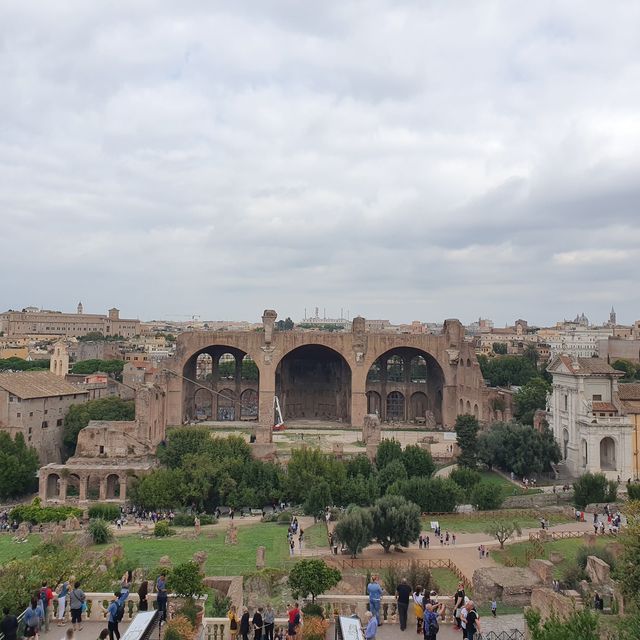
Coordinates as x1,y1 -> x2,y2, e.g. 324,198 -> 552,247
53,593 -> 169,623
203,617 -> 289,640
315,594 -> 456,622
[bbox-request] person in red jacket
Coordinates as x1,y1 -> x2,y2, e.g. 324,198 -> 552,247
39,582 -> 54,633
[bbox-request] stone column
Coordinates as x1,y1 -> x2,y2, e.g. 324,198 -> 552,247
256,360 -> 275,443
78,476 -> 87,502
380,358 -> 388,421
234,356 -> 242,421
99,478 -> 107,501
59,477 -> 68,502
351,367 -> 367,428
182,357 -> 197,422
442,385 -> 458,429
39,474 -> 48,503
119,477 -> 127,502
211,355 -> 219,420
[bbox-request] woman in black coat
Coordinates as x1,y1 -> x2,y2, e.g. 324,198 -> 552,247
239,607 -> 250,640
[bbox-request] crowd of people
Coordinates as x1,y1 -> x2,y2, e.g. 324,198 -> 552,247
362,574 -> 483,640
227,602 -> 300,640
286,518 -> 304,556
0,569 -> 170,640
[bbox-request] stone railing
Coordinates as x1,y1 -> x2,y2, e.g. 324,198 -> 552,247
315,594 -> 455,622
203,617 -> 289,640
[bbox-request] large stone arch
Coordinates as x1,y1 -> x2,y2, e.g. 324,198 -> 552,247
275,344 -> 352,423
180,343 -> 260,424
365,347 -> 445,425
46,473 -> 61,500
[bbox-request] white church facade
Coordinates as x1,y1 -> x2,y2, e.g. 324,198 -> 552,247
547,355 -> 634,481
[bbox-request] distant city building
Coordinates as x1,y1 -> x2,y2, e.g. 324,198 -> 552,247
547,355 -> 635,481
0,306 -> 140,339
0,371 -> 89,463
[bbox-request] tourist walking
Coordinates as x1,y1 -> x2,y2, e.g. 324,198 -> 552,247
57,579 -> 70,625
156,573 -> 168,622
464,601 -> 480,640
252,607 -> 264,640
364,611 -> 378,640
396,578 -> 411,631
453,582 -> 465,629
491,599 -> 497,617
263,604 -> 275,640
107,592 -> 121,640
367,575 -> 383,625
23,597 -> 43,640
287,602 -> 301,640
228,605 -> 239,640
413,586 -> 424,634
239,606 -> 250,640
137,581 -> 148,612
39,581 -> 53,632
69,581 -> 85,632
0,607 -> 18,640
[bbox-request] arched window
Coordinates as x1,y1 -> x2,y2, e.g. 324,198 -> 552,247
600,437 -> 616,470
387,356 -> 404,383
386,391 -> 405,421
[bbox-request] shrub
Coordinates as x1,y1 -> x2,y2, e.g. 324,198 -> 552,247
88,519 -> 113,544
163,616 -> 194,640
301,602 -> 325,618
576,546 -> 616,572
300,615 -> 329,640
172,513 -> 217,527
387,477 -> 463,513
88,504 -> 121,521
449,467 -> 481,498
277,511 -> 293,524
381,560 -> 433,595
154,521 -> 175,537
471,481 -> 504,511
10,503 -> 82,524
206,590 -> 231,617
561,564 -> 587,590
176,599 -> 199,626
628,484 -> 640,501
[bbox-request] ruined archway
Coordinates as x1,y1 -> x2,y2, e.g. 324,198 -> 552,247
46,473 -> 60,500
182,345 -> 259,423
366,347 -> 444,425
275,345 -> 352,423
106,474 -> 121,500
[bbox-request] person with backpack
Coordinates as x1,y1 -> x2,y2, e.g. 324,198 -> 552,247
423,603 -> 440,640
69,581 -> 85,632
23,597 -> 43,640
107,592 -> 121,640
227,604 -> 239,640
463,601 -> 481,640
156,574 -> 168,622
39,581 -> 53,632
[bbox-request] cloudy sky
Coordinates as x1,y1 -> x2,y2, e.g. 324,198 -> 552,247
2,1 -> 640,326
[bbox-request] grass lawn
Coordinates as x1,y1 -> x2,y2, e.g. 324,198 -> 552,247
0,534 -> 42,565
305,523 -> 329,549
422,511 -> 570,534
493,536 -> 611,579
430,568 -> 460,595
93,523 -> 297,576
477,471 -> 542,499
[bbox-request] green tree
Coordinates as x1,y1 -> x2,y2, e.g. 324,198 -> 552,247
64,396 -> 135,455
342,474 -> 379,506
377,459 -> 408,494
492,342 -> 508,355
612,359 -> 637,381
402,444 -> 435,478
286,448 -> 346,505
471,481 -> 503,510
525,608 -> 599,640
370,494 -> 421,553
478,355 -> 539,387
71,359 -> 125,377
523,344 -> 539,367
288,559 -> 341,602
573,472 -> 617,509
170,561 -> 206,598
334,507 -> 373,558
484,521 -> 522,548
449,467 -> 481,499
614,502 -> 640,608
387,477 -> 462,513
129,468 -> 184,509
0,357 -> 50,371
514,377 -> 551,425
477,422 -> 560,476
455,414 -> 480,469
0,433 -> 39,499
376,439 -> 403,470
346,454 -> 374,478
303,479 -> 333,515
